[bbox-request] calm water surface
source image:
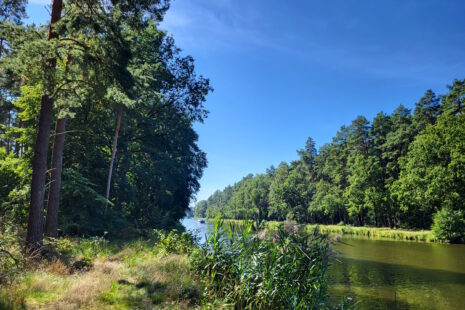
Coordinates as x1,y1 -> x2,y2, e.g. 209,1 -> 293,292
181,218 -> 212,244
181,218 -> 465,309
329,237 -> 465,309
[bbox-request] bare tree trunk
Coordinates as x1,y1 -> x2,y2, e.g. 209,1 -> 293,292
44,54 -> 71,237
45,117 -> 67,237
26,0 -> 63,249
104,106 -> 123,216
5,111 -> 10,154
14,120 -> 22,157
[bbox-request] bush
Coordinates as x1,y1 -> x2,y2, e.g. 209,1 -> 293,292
152,229 -> 198,255
432,208 -> 465,243
0,224 -> 25,284
190,216 -> 329,309
44,235 -> 109,265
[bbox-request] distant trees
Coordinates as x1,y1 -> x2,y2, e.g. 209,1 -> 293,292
392,83 -> 465,229
195,79 -> 465,242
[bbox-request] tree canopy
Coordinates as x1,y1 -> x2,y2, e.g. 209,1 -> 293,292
0,0 -> 211,239
195,80 -> 465,241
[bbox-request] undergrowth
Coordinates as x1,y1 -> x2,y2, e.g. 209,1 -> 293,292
0,221 -> 352,309
190,217 -> 344,309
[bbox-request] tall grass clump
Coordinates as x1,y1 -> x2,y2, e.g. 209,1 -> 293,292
190,216 -> 330,309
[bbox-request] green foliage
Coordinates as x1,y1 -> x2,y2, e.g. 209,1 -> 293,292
0,1 -> 211,239
0,153 -> 25,205
59,168 -> 109,236
0,224 -> 25,284
190,217 -> 330,309
0,0 -> 26,23
432,208 -> 465,243
193,200 -> 208,218
48,236 -> 110,263
392,106 -> 465,228
151,229 -> 198,255
198,79 -> 465,238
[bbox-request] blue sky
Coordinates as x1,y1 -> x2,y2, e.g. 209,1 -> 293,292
26,0 -> 465,203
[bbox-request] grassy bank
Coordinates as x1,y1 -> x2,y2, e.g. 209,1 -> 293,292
1,222 -> 352,309
304,224 -> 435,242
216,219 -> 436,243
0,238 -> 203,309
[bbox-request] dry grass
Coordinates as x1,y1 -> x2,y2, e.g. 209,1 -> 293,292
46,259 -> 69,275
0,242 -> 203,310
58,260 -> 119,308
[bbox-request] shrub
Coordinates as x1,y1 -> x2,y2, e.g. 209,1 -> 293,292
44,235 -> 109,265
190,216 -> 329,309
432,208 -> 465,243
152,229 -> 198,255
0,225 -> 25,284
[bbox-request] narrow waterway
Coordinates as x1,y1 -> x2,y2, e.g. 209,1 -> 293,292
329,237 -> 465,309
181,218 -> 465,309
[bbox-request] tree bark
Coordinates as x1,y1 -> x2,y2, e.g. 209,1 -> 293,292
104,106 -> 123,216
14,120 -> 22,157
26,0 -> 63,249
44,117 -> 67,237
5,111 -> 10,154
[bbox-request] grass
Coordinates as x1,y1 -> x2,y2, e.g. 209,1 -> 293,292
304,224 -> 436,242
0,239 -> 203,309
0,226 -> 351,309
218,219 -> 437,242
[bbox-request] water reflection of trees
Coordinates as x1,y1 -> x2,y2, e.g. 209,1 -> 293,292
328,257 -> 465,309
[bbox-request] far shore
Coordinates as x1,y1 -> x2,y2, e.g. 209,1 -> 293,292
198,218 -> 438,243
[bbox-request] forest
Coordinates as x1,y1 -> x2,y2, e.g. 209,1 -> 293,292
0,0 -> 464,308
195,81 -> 465,242
0,0 -> 211,243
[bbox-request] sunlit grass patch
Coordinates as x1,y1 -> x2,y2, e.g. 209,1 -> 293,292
99,280 -> 151,309
120,253 -> 202,308
0,235 -> 202,309
305,224 -> 436,242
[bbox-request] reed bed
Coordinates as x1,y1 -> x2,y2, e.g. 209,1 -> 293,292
218,219 -> 436,242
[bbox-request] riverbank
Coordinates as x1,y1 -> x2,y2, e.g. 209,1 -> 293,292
212,219 -> 437,243
305,224 -> 435,242
0,237 -> 203,309
1,225 -> 347,309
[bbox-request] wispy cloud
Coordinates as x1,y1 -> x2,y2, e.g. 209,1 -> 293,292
162,0 -> 277,52
163,0 -> 465,83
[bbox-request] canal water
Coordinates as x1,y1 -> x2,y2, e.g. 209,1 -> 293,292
181,218 -> 465,309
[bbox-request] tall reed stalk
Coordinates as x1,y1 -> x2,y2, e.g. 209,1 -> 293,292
190,216 -> 330,309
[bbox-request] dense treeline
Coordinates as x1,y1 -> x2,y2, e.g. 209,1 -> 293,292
0,0 -> 211,242
195,81 -> 465,241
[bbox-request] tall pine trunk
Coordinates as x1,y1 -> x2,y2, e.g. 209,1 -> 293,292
14,120 -> 21,157
26,0 -> 63,249
5,111 -> 10,154
44,54 -> 71,237
44,117 -> 67,237
104,106 -> 123,216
